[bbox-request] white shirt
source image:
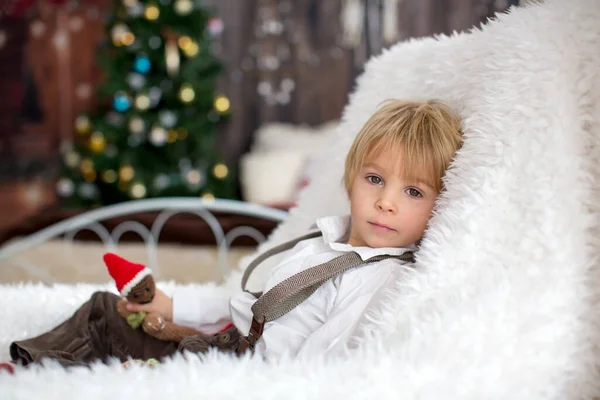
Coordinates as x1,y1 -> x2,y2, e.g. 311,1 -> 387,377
172,215 -> 415,359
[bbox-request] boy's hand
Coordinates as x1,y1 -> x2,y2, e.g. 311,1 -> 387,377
126,288 -> 173,322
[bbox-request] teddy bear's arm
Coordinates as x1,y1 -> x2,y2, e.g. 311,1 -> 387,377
142,312 -> 207,343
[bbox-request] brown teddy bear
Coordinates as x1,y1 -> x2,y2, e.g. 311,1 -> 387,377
103,253 -> 206,343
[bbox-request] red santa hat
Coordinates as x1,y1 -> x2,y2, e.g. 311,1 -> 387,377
103,253 -> 151,297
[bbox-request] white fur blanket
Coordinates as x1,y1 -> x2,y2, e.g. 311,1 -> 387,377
3,1 -> 600,398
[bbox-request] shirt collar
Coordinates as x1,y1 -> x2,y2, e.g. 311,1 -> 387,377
314,215 -> 416,260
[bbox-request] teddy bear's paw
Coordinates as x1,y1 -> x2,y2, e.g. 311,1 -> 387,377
143,314 -> 166,334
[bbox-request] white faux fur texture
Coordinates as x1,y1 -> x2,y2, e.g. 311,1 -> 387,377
3,1 -> 600,399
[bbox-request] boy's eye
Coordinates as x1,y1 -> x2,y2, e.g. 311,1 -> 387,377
367,175 -> 382,185
406,188 -> 423,198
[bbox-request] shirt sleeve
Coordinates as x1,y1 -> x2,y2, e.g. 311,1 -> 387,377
172,282 -> 237,335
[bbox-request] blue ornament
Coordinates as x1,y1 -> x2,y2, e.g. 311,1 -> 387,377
133,56 -> 151,74
113,93 -> 131,112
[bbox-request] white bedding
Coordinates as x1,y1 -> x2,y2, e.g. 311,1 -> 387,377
2,1 -> 600,398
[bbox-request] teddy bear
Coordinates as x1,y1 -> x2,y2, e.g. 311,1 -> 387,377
103,252 -> 207,343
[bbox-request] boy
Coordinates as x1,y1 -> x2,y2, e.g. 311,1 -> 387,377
7,99 -> 462,367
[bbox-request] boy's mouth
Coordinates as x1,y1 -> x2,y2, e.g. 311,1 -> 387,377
368,222 -> 396,232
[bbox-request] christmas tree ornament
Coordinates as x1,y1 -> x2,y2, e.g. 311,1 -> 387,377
130,182 -> 147,199
127,73 -> 146,90
83,170 -> 97,182
56,178 -> 74,197
163,30 -> 180,77
78,183 -> 99,199
150,126 -> 167,146
153,174 -> 171,190
144,3 -> 160,20
213,95 -> 230,114
75,115 -> 91,134
167,130 -> 178,143
80,158 -> 95,174
134,93 -> 151,111
159,110 -> 177,128
64,151 -> 80,168
213,163 -> 228,179
178,36 -> 199,57
148,35 -> 162,49
148,87 -> 163,106
127,1 -> 144,17
185,169 -> 203,186
207,17 -> 224,36
128,116 -> 145,133
133,56 -> 151,74
178,84 -> 195,103
89,132 -> 107,153
111,23 -> 129,47
173,0 -> 193,15
113,92 -> 132,112
201,192 -> 215,201
121,32 -> 135,46
177,35 -> 191,49
183,41 -> 199,57
102,169 -> 118,184
119,165 -> 135,182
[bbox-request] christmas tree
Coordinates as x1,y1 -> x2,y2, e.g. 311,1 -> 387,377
57,0 -> 235,207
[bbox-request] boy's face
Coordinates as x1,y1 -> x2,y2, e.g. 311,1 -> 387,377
347,147 -> 438,248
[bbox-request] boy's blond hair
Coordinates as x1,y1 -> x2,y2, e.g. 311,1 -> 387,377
343,99 -> 463,193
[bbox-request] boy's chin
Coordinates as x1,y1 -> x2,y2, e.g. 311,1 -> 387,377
364,236 -> 403,249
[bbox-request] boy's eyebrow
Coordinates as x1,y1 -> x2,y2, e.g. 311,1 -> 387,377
363,162 -> 383,170
414,180 -> 436,190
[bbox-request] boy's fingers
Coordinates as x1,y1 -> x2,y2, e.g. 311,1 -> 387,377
126,303 -> 146,312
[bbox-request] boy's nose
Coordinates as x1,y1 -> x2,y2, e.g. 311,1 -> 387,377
376,198 -> 396,213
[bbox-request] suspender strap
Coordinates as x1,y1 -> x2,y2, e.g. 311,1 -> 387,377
241,230 -> 323,298
237,230 -> 415,354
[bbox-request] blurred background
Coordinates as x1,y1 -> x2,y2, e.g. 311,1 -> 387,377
0,0 -> 522,283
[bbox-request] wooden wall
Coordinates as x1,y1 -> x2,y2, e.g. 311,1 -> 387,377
0,0 -> 516,177
207,0 -> 517,166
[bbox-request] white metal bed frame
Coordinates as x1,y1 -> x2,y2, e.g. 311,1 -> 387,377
0,198 -> 288,283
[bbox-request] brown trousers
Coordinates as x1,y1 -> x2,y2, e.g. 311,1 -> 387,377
10,291 -> 241,367
10,291 -> 178,367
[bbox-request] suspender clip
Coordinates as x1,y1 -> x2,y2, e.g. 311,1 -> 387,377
237,317 -> 265,355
